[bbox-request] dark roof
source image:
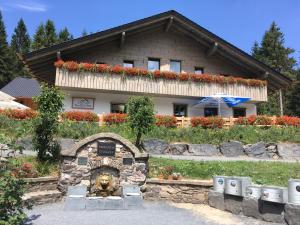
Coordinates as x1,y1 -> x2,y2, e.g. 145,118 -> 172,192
23,10 -> 292,89
1,77 -> 41,98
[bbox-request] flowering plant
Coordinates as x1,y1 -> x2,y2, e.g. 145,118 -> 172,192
61,111 -> 98,122
103,113 -> 127,125
191,116 -> 224,128
12,163 -> 37,178
0,109 -> 37,120
155,115 -> 177,128
275,116 -> 300,126
235,115 -> 273,126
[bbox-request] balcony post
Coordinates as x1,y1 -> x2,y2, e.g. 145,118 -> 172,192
279,89 -> 283,116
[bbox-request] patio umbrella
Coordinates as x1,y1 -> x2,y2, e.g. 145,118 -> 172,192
195,93 -> 251,116
0,100 -> 29,109
0,91 -> 15,101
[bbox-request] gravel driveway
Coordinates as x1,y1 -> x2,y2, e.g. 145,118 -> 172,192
24,201 -> 283,225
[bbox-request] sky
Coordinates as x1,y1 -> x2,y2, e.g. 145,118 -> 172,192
0,0 -> 299,64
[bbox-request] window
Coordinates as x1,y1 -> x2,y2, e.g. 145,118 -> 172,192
233,108 -> 246,118
170,60 -> 181,73
123,60 -> 134,68
204,107 -> 218,117
173,104 -> 187,117
111,103 -> 126,113
148,58 -> 160,71
195,67 -> 204,74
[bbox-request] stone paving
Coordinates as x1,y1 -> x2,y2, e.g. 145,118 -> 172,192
24,201 -> 283,225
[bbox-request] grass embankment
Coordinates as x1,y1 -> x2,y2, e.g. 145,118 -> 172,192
149,157 -> 300,186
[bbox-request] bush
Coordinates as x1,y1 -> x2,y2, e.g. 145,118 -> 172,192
155,115 -> 177,128
275,116 -> 300,126
0,109 -> 37,120
103,113 -> 127,125
235,115 -> 273,126
61,111 -> 98,122
0,172 -> 31,225
191,116 -> 224,128
127,96 -> 155,147
33,84 -> 64,161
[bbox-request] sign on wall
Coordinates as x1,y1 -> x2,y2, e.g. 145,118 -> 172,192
97,141 -> 116,157
72,97 -> 94,109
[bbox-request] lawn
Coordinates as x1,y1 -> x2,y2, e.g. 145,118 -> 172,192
149,157 -> 300,186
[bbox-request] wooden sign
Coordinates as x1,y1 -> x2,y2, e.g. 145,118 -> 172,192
97,141 -> 116,157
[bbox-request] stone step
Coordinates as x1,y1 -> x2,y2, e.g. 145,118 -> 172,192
23,190 -> 62,205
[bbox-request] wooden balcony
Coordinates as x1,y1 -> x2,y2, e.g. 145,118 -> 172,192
55,69 -> 267,101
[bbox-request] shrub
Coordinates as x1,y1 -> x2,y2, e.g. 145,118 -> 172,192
235,115 -> 273,126
191,116 -> 224,128
127,96 -> 155,147
61,111 -> 98,122
103,113 -> 127,125
255,115 -> 273,125
155,115 -> 177,128
11,163 -> 38,178
33,84 -> 64,161
0,109 -> 37,120
275,116 -> 300,126
235,117 -> 249,125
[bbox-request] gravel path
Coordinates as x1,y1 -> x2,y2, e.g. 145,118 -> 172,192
24,201 -> 283,225
151,154 -> 299,163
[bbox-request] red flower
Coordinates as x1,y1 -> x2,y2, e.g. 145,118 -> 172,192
179,73 -> 189,81
103,113 -> 127,125
124,67 -> 139,76
97,64 -> 110,73
191,116 -> 224,129
63,61 -> 79,71
153,70 -> 162,79
61,111 -> 99,122
161,71 -> 177,80
155,115 -> 177,128
110,65 -> 124,75
54,60 -> 64,68
0,109 -> 37,120
276,116 -> 300,126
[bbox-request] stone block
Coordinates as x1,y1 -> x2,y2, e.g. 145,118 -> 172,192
187,144 -> 219,156
242,197 -> 263,220
244,142 -> 267,158
277,143 -> 300,160
67,185 -> 87,197
86,197 -> 105,210
284,203 -> 300,225
224,194 -> 243,215
220,141 -> 245,157
124,195 -> 143,209
208,191 -> 225,210
122,184 -> 141,196
169,143 -> 188,155
64,196 -> 86,210
104,196 -> 124,210
141,139 -> 169,154
260,201 -> 285,223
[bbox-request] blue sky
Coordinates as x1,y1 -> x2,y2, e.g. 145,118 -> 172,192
1,0 -> 299,64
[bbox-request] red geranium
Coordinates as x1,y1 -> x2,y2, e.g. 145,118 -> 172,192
276,116 -> 300,126
0,109 -> 37,120
191,116 -> 224,129
179,73 -> 189,81
155,115 -> 177,128
61,111 -> 99,122
54,60 -> 64,68
103,113 -> 127,125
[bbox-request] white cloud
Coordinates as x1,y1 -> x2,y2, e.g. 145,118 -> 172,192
9,1 -> 47,12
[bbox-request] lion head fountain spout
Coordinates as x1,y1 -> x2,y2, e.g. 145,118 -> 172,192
94,172 -> 119,197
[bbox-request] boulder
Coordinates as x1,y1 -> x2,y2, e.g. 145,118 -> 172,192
224,194 -> 243,215
277,143 -> 300,160
242,197 -> 263,220
220,141 -> 245,157
284,203 -> 300,225
208,191 -> 225,210
260,201 -> 285,223
169,143 -> 188,155
244,142 -> 268,158
141,139 -> 169,154
188,144 -> 219,156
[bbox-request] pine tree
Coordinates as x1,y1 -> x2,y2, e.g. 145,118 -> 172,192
58,27 -> 73,43
44,20 -> 57,47
32,24 -> 46,50
0,11 -> 15,87
252,22 -> 297,115
10,18 -> 31,54
285,70 -> 300,116
81,29 -> 88,37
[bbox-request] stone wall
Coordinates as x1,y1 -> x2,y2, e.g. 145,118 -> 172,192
144,178 -> 213,204
24,176 -> 59,193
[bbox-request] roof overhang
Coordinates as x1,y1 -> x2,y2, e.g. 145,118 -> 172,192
23,10 -> 292,89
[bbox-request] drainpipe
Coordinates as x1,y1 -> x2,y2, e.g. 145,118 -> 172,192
279,89 -> 283,116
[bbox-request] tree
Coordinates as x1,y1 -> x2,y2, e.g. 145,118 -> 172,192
285,69 -> 300,116
31,23 -> 46,50
10,18 -> 31,78
33,84 -> 64,161
0,11 -> 15,87
127,96 -> 155,147
44,20 -> 57,47
58,27 -> 73,43
81,29 -> 88,37
10,18 -> 30,54
252,22 -> 297,115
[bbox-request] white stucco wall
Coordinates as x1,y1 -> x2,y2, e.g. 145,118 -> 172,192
62,89 -> 257,117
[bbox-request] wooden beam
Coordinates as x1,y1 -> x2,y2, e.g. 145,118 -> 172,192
206,42 -> 218,57
164,17 -> 173,32
279,89 -> 283,116
120,32 -> 126,48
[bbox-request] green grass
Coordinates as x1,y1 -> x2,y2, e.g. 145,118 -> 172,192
149,157 -> 300,186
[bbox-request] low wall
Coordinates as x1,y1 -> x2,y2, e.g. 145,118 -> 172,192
144,178 -> 213,204
24,176 -> 59,193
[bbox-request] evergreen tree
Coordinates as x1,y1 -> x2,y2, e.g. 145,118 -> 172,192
10,18 -> 31,54
81,29 -> 88,37
58,27 -> 73,43
0,11 -> 15,87
32,23 -> 46,50
10,18 -> 31,77
252,22 -> 297,115
44,20 -> 57,47
285,70 -> 300,116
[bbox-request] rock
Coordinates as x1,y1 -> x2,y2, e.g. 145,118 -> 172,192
244,142 -> 267,158
284,203 -> 300,225
220,141 -> 245,157
277,143 -> 300,160
242,197 -> 263,220
260,201 -> 285,223
141,139 -> 169,154
16,136 -> 33,151
58,138 -> 76,151
169,143 -> 188,155
208,191 -> 225,210
224,194 -> 243,215
188,144 -> 219,156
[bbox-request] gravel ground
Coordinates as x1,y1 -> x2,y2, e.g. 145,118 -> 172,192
24,201 -> 283,225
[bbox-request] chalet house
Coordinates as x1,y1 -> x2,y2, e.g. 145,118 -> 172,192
23,11 -> 291,118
